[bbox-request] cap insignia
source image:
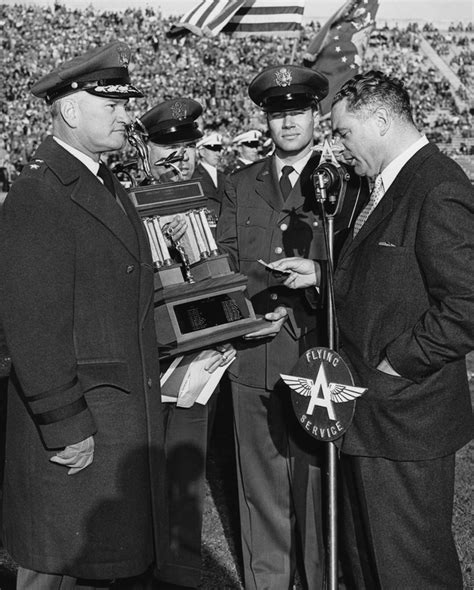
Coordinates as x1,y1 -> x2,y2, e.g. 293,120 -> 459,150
116,44 -> 130,67
171,101 -> 187,120
275,67 -> 292,87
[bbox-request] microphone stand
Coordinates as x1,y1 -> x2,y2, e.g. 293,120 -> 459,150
313,162 -> 349,590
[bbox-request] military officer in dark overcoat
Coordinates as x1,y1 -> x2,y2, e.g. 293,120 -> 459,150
0,42 -> 166,589
217,65 -> 366,590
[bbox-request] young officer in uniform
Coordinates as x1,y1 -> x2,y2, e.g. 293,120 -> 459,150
0,42 -> 166,590
139,99 -> 235,590
217,64 -> 366,590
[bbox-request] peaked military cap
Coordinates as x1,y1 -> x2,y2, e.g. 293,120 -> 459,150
232,130 -> 262,145
140,98 -> 203,145
31,41 -> 143,104
249,65 -> 328,112
197,132 -> 223,149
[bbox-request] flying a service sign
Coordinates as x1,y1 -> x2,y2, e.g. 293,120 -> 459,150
282,347 -> 367,442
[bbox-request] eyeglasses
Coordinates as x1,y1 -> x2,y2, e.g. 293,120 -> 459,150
204,145 -> 223,152
242,141 -> 259,148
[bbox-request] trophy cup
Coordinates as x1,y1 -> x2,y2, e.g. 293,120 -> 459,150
127,120 -> 263,357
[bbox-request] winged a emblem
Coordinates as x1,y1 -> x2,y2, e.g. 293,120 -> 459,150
281,374 -> 366,403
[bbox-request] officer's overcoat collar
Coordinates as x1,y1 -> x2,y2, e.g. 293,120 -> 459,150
35,136 -> 140,259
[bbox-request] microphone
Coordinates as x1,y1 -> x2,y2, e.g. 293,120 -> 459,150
312,161 -> 351,216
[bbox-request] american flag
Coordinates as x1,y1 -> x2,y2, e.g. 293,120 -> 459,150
303,0 -> 379,115
169,0 -> 305,38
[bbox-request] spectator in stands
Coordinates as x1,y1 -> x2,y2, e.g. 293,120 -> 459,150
228,129 -> 263,172
1,4 -> 472,180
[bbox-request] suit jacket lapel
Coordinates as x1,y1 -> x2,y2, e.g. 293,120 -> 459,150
339,143 -> 438,262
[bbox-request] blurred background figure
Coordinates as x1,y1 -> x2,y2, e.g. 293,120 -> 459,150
196,132 -> 227,220
227,129 -> 263,172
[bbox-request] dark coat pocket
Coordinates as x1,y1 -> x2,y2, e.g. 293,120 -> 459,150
357,359 -> 415,401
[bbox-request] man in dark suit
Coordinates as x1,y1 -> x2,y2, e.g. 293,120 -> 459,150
216,65 -> 365,590
0,42 -> 167,589
271,70 -> 474,589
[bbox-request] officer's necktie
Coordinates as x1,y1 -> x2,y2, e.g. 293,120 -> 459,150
97,162 -> 116,196
279,165 -> 294,200
97,162 -> 127,214
353,174 -> 385,236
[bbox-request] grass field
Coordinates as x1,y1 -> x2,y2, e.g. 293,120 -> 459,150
0,357 -> 472,590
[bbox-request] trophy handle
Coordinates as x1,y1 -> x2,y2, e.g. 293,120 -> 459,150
127,119 -> 154,182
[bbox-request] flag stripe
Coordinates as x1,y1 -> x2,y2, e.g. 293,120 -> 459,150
227,23 -> 302,31
209,0 -> 247,29
179,0 -> 244,30
242,0 -> 304,7
230,14 -> 303,23
234,6 -> 304,16
180,0 -> 215,24
227,0 -> 304,36
177,0 -> 305,37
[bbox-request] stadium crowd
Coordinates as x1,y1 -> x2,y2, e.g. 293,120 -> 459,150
0,2 -> 473,187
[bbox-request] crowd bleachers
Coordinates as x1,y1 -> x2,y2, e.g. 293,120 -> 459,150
0,3 -> 473,185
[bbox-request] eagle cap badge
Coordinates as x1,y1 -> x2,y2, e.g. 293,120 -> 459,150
171,101 -> 187,120
116,43 -> 130,67
282,347 -> 367,441
275,67 -> 292,87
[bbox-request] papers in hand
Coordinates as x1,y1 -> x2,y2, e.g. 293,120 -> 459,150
160,349 -> 234,407
258,259 -> 290,278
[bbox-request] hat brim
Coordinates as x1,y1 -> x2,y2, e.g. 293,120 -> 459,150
149,125 -> 203,145
261,93 -> 318,113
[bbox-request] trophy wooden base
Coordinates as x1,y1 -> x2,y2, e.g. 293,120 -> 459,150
154,272 -> 265,358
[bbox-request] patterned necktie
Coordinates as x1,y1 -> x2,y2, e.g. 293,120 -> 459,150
97,162 -> 116,196
279,165 -> 294,200
353,175 -> 385,236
